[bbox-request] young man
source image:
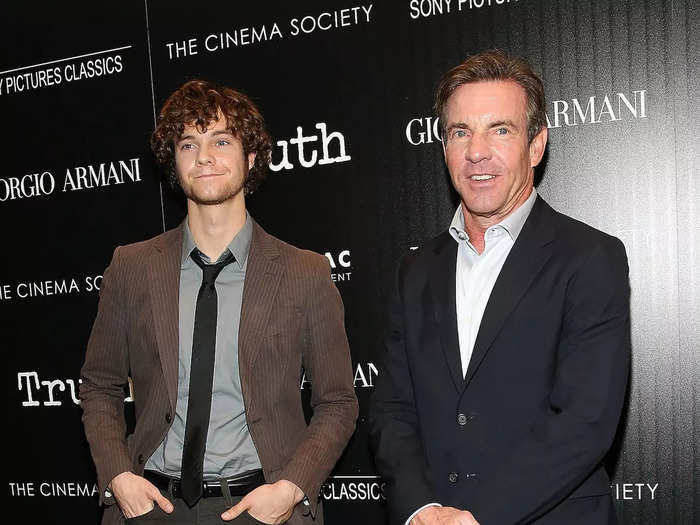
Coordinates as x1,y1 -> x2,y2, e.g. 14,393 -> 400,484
80,80 -> 358,525
370,50 -> 630,525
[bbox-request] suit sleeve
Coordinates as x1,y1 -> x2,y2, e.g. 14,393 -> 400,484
369,261 -> 439,525
79,246 -> 132,506
278,256 -> 359,516
469,236 -> 631,525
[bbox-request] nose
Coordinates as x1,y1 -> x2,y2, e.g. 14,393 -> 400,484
465,132 -> 491,163
196,144 -> 214,165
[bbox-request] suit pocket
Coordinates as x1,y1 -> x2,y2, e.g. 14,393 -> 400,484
265,305 -> 303,341
262,466 -> 283,484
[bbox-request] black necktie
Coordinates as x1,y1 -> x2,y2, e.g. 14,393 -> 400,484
181,249 -> 235,506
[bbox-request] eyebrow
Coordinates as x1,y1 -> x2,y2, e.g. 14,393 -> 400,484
177,130 -> 235,142
445,119 -> 520,132
445,122 -> 469,132
489,119 -> 518,128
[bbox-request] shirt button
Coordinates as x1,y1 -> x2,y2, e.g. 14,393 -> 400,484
458,232 -> 467,241
165,413 -> 172,423
448,472 -> 459,483
457,413 -> 468,426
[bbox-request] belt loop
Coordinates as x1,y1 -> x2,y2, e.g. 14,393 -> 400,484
167,478 -> 175,500
220,476 -> 233,507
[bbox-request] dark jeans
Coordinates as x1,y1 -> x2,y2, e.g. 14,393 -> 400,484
124,484 -> 269,525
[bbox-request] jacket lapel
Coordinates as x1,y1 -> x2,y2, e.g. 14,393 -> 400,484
238,221 -> 284,375
463,197 -> 557,387
428,232 -> 465,393
148,226 -> 182,410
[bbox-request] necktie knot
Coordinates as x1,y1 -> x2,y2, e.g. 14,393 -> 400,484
190,249 -> 236,286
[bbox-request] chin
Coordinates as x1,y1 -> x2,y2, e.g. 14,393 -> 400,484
187,188 -> 242,205
463,195 -> 499,211
186,181 -> 244,204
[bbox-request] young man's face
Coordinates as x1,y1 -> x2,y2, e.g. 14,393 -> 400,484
174,113 -> 255,206
442,80 -> 546,223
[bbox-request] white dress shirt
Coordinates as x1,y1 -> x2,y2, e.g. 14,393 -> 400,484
404,190 -> 537,525
450,189 -> 537,376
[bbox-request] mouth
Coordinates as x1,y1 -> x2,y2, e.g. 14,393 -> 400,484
195,173 -> 225,179
468,174 -> 497,181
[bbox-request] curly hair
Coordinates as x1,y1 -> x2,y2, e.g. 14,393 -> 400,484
151,79 -> 272,195
434,50 -> 547,144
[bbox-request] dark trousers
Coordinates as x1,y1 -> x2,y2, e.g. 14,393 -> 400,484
124,483 -> 268,525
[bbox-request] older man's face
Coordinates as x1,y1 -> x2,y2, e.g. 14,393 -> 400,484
442,80 -> 546,225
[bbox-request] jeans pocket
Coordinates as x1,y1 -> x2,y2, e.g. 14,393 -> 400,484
125,505 -> 157,522
242,511 -> 279,525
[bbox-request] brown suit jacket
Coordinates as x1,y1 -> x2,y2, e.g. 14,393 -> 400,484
80,219 -> 358,525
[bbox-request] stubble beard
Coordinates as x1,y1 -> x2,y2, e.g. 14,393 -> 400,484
180,176 -> 245,206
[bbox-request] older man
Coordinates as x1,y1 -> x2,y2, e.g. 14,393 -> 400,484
370,50 -> 630,525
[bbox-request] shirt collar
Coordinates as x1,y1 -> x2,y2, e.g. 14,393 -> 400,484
180,212 -> 253,270
499,189 -> 537,241
449,188 -> 537,243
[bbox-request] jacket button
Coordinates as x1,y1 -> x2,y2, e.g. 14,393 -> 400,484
448,472 -> 458,483
137,454 -> 144,464
165,413 -> 172,423
457,413 -> 468,426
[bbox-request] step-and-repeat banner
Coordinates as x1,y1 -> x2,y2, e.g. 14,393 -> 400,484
3,1 -> 698,523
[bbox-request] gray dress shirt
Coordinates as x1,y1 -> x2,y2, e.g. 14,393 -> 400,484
146,213 -> 262,479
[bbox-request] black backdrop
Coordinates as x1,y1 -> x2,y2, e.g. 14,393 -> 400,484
2,1 -> 698,524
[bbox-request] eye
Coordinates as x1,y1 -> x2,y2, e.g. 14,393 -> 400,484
215,139 -> 230,147
495,127 -> 509,135
451,129 -> 467,139
179,143 -> 195,151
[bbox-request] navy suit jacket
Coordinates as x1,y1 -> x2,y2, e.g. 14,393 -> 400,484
369,197 -> 630,525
